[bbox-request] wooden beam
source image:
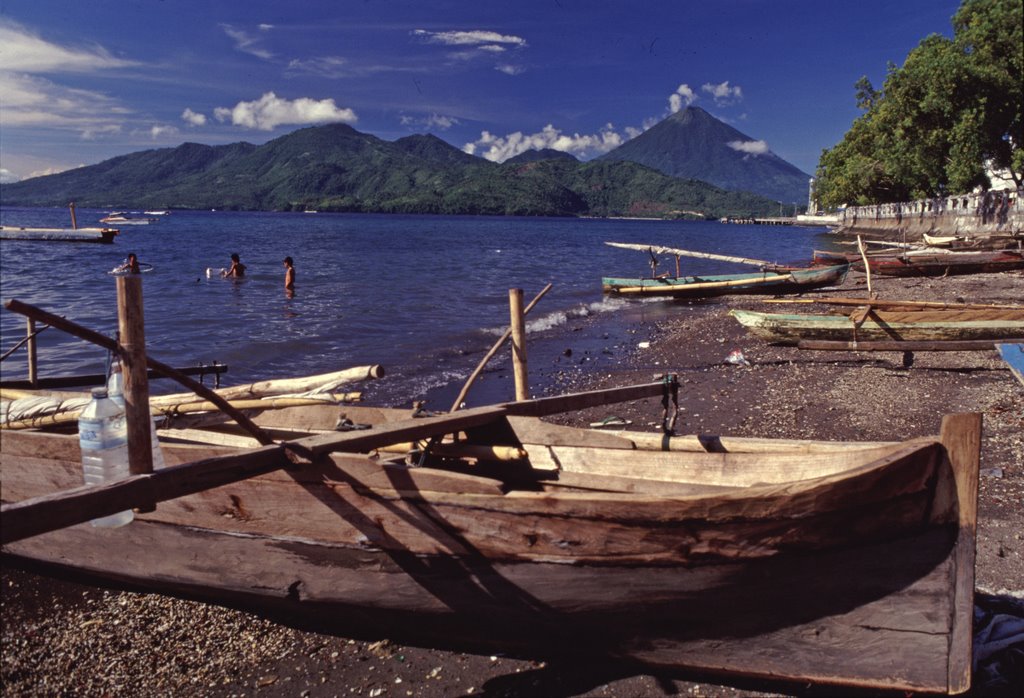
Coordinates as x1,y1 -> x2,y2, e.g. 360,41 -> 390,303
0,379 -> 677,543
797,339 -> 998,352
939,413 -> 981,694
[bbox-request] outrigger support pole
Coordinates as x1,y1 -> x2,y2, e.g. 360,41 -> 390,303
3,298 -> 275,447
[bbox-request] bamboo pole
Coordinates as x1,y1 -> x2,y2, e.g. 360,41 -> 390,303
509,288 -> 529,401
26,319 -> 37,387
3,298 -> 275,446
605,241 -> 773,268
614,273 -> 793,295
0,396 -> 349,431
764,297 -> 1023,311
449,283 -> 552,412
116,276 -> 154,477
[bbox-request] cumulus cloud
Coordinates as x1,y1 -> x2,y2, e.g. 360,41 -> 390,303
150,124 -> 178,139
221,24 -> 273,59
181,108 -> 207,126
702,80 -> 743,106
213,92 -> 357,130
668,84 -> 697,113
412,29 -> 527,48
0,20 -> 138,73
0,168 -> 19,184
464,123 -> 624,162
727,139 -> 770,155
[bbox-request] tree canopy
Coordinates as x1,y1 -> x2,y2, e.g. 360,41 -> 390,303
815,0 -> 1022,207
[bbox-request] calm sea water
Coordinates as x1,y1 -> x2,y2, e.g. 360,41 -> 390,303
0,208 -> 833,407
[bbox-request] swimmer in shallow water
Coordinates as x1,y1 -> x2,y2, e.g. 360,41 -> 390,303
222,253 -> 246,278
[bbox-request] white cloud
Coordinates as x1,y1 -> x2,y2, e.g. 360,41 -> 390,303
258,24 -> 274,31
727,139 -> 770,155
221,24 -> 273,59
0,168 -> 19,184
464,123 -> 624,162
181,108 -> 207,126
0,20 -> 137,73
412,29 -> 527,48
702,80 -> 743,106
668,84 -> 697,113
401,113 -> 460,130
286,56 -> 349,78
496,64 -> 525,75
150,124 -> 179,139
0,72 -> 127,130
213,92 -> 357,131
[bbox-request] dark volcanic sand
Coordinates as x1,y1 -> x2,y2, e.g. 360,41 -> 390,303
3,270 -> 1022,697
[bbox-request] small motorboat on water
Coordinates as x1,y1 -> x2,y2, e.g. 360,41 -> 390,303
100,212 -> 156,225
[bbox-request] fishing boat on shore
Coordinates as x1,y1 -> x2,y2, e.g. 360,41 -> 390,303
603,241 -> 848,298
861,249 -> 1024,276
730,304 -> 1024,345
602,263 -> 848,298
1,383 -> 979,695
997,343 -> 1024,386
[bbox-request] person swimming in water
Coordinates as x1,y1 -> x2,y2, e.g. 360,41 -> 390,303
283,256 -> 295,293
222,253 -> 246,278
115,253 -> 142,274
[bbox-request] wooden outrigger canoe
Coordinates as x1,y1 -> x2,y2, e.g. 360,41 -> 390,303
730,306 -> 1024,345
860,249 -> 1024,276
602,264 -> 849,298
997,343 -> 1024,386
1,383 -> 980,695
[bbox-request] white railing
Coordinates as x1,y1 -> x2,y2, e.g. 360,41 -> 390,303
840,188 -> 1023,225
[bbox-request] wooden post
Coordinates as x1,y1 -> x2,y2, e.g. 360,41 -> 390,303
26,319 -> 38,387
856,235 -> 874,298
69,202 -> 78,230
509,288 -> 529,401
116,276 -> 155,484
674,255 -> 681,277
450,283 -> 552,412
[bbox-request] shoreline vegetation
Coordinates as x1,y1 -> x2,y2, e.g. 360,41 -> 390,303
3,269 -> 1021,696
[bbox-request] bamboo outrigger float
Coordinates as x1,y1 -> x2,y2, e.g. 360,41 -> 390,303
0,287 -> 981,694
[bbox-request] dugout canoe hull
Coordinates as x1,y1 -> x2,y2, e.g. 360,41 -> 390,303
0,411 -> 979,694
730,307 -> 1024,345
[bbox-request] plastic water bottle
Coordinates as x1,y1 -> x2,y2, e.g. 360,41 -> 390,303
78,387 -> 134,527
108,357 -> 166,469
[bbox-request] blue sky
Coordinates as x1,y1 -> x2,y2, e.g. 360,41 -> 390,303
0,0 -> 962,184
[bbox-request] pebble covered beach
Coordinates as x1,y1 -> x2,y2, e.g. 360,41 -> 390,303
3,269 -> 1023,697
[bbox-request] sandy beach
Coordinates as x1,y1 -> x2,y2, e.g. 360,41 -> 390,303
3,268 -> 1022,697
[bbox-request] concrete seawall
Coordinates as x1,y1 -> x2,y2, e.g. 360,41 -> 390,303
834,189 -> 1023,241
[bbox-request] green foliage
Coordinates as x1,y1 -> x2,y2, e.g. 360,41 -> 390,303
817,0 -> 1023,207
2,122 -> 781,219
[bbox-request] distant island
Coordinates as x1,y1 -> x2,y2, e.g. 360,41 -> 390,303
1,108 -> 810,219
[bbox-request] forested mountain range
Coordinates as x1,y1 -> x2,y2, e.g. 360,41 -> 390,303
598,107 -> 811,204
1,121 -> 786,219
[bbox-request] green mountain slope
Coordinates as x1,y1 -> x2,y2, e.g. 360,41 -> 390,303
1,123 -> 781,218
598,106 -> 811,204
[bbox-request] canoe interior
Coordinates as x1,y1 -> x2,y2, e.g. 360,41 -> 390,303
0,406 -> 979,694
